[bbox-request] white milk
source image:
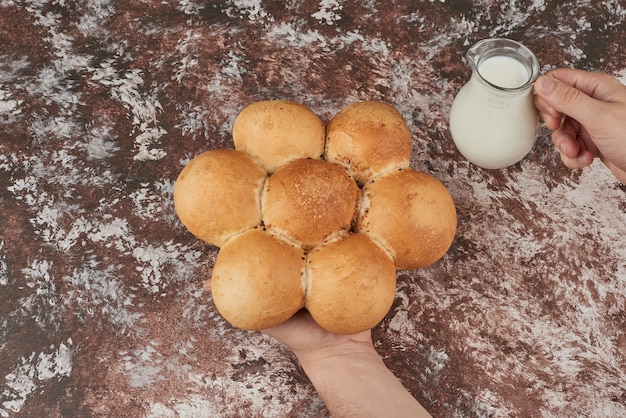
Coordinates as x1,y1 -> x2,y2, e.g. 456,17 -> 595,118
478,56 -> 529,89
449,38 -> 540,169
449,55 -> 538,169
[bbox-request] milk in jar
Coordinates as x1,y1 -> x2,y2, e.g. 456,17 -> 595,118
449,38 -> 540,169
478,56 -> 529,89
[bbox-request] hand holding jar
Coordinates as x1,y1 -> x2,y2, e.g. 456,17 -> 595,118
533,68 -> 626,184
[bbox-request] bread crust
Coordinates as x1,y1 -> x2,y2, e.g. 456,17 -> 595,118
306,233 -> 396,334
262,158 -> 360,250
357,169 -> 457,270
175,101 -> 457,332
325,101 -> 412,186
173,150 -> 266,247
233,100 -> 326,174
211,228 -> 306,330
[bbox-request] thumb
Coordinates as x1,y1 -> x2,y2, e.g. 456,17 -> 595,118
535,74 -> 606,131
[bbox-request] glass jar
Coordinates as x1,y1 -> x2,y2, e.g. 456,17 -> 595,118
449,38 -> 540,169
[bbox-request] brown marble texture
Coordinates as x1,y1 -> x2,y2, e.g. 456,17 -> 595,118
1,1 -> 625,417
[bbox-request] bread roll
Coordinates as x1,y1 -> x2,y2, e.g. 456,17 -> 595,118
305,233 -> 396,334
232,100 -> 325,174
173,149 -> 266,247
211,228 -> 306,330
325,101 -> 412,186
262,158 -> 360,250
356,168 -> 456,270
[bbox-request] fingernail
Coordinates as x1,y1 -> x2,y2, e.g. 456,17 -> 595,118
538,76 -> 556,95
577,153 -> 591,164
559,142 -> 567,155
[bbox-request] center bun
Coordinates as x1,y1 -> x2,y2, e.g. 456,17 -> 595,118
262,158 -> 360,250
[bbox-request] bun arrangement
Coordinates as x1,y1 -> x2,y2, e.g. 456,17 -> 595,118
174,100 -> 457,334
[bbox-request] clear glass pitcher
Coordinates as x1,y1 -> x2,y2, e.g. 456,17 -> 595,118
449,38 -> 540,169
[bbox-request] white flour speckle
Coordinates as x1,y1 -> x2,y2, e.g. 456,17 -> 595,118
83,125 -> 120,160
175,103 -> 210,140
120,343 -> 165,388
312,0 -> 343,25
1,340 -> 73,415
0,242 -> 7,287
133,241 -> 203,293
173,30 -> 201,83
177,0 -> 205,16
0,88 -> 22,122
91,64 -> 166,161
63,261 -> 142,331
225,0 -> 270,23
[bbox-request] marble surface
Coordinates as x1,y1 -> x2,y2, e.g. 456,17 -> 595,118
1,1 -> 626,417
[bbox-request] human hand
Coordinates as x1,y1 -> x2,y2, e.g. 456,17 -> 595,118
261,308 -> 374,359
204,278 -> 430,417
202,278 -> 374,358
533,68 -> 626,183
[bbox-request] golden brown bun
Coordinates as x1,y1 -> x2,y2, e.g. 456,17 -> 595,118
356,169 -> 457,270
325,101 -> 412,186
173,150 -> 265,247
262,158 -> 360,250
305,233 -> 396,334
211,228 -> 306,330
232,100 -> 325,174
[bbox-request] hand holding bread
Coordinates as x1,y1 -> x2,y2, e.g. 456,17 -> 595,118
174,100 -> 457,334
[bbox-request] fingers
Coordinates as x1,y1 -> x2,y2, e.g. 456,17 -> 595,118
533,94 -> 562,130
534,72 -> 610,135
536,69 -> 626,135
533,68 -> 624,173
203,278 -> 211,292
552,118 -> 597,169
559,147 -> 595,170
546,68 -> 625,102
551,118 -> 580,157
